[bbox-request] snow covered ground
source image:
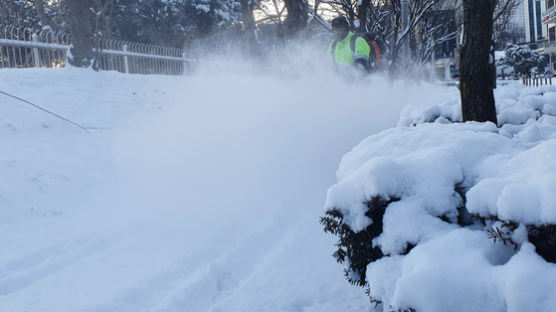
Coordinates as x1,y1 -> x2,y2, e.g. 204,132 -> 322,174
0,67 -> 454,311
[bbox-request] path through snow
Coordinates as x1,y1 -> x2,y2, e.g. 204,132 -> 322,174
0,68 -> 452,311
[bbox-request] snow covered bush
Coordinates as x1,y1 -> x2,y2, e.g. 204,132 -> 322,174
322,196 -> 399,286
322,81 -> 556,311
500,45 -> 546,76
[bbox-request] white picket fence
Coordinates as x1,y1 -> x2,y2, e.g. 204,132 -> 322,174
0,26 -> 197,76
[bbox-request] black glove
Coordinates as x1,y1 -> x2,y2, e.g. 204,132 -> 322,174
353,58 -> 370,72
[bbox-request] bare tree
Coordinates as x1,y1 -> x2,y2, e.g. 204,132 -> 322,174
319,0 -> 357,23
240,0 -> 258,40
411,8 -> 458,72
91,0 -> 116,39
66,0 -> 95,68
459,0 -> 498,123
307,0 -> 332,30
33,0 -> 50,29
358,0 -> 371,31
494,0 -> 521,29
284,0 -> 309,37
255,0 -> 287,36
493,0 -> 522,48
373,0 -> 438,75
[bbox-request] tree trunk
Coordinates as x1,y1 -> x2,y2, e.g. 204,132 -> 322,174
239,0 -> 259,54
240,0 -> 257,40
92,0 -> 116,40
66,0 -> 95,68
388,3 -> 401,79
33,0 -> 50,29
358,0 -> 371,32
284,0 -> 308,37
459,0 -> 498,124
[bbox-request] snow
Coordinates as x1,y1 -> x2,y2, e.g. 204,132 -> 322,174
196,4 -> 210,13
4,61 -> 556,311
325,80 -> 556,311
325,122 -> 518,235
0,65 -> 454,311
467,138 -> 556,224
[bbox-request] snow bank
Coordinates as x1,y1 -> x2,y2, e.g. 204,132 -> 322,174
399,81 -> 556,127
0,68 -> 182,222
0,64 -> 454,312
325,81 -> 556,311
467,139 -> 556,224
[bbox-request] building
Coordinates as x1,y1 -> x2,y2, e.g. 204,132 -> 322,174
524,0 -> 547,43
430,9 -> 458,79
505,0 -> 527,44
541,0 -> 556,71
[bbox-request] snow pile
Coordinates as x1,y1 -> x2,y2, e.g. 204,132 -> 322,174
467,139 -> 556,224
0,68 -> 182,223
327,122 -> 518,245
399,81 -> 556,127
0,66 -> 457,312
325,82 -> 556,311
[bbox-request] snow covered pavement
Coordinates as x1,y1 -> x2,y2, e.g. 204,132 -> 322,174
0,68 -> 452,311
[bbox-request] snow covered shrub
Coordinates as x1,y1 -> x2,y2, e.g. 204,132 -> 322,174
321,196 -> 399,286
500,45 -> 546,76
486,220 -> 519,250
527,225 -> 556,262
323,82 -> 556,311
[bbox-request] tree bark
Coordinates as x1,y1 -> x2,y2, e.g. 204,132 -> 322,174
66,0 -> 95,68
239,0 -> 260,54
284,0 -> 308,37
358,0 -> 371,32
240,0 -> 257,40
33,0 -> 50,29
459,0 -> 498,124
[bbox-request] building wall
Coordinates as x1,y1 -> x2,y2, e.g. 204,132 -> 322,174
542,0 -> 556,72
524,0 -> 548,42
509,0 -> 527,42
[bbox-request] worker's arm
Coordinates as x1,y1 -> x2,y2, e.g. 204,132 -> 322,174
353,37 -> 371,70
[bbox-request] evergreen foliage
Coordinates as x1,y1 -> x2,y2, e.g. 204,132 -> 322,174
486,221 -> 519,250
0,0 -> 247,48
500,45 -> 547,76
0,0 -> 41,29
527,224 -> 556,263
322,180 -> 556,301
320,196 -> 399,286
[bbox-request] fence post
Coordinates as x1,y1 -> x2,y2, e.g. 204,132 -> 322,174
32,33 -> 41,68
123,44 -> 130,74
183,51 -> 188,75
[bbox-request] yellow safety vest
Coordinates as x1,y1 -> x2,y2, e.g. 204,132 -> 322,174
328,32 -> 371,65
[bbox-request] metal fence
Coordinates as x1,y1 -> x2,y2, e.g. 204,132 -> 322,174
0,26 -> 197,75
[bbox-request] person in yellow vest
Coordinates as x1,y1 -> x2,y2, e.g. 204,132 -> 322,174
328,16 -> 371,72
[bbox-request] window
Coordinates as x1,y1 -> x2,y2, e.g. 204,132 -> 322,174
536,1 -> 543,40
529,0 -> 536,41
